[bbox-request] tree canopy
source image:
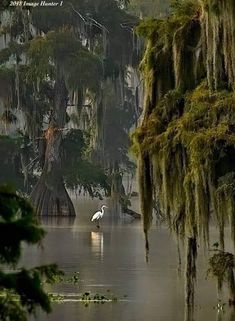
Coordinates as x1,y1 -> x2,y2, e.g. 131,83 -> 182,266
0,0 -> 141,216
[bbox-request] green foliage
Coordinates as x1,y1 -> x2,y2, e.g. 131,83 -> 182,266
65,47 -> 102,93
0,185 -> 44,264
208,250 -> 235,302
133,0 -> 235,245
0,48 -> 12,65
103,102 -> 136,166
65,272 -> 80,285
202,0 -> 235,90
61,129 -> 109,197
27,29 -> 102,92
134,81 -> 235,241
128,0 -> 170,17
136,0 -> 199,39
63,158 -> 109,198
0,135 -> 26,189
0,186 -> 62,320
26,36 -> 53,81
170,0 -> 200,16
64,160 -> 108,196
62,129 -> 85,159
135,18 -> 160,38
0,0 -> 140,212
208,251 -> 234,288
0,291 -> 26,321
31,6 -> 75,33
133,0 -> 235,308
31,0 -> 137,67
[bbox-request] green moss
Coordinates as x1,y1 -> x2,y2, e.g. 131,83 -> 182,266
132,0 -> 235,308
216,173 -> 235,247
208,251 -> 235,302
138,153 -> 153,251
135,82 -> 235,242
173,18 -> 202,91
136,0 -> 204,120
202,0 -> 235,90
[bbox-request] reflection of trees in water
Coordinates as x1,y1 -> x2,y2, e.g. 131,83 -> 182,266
216,307 -> 235,321
229,308 -> 235,321
184,305 -> 194,321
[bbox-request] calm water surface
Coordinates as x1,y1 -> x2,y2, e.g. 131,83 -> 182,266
21,198 -> 235,321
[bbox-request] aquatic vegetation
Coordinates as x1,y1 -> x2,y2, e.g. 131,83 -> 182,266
45,271 -> 119,304
48,291 -> 118,304
66,272 -> 80,285
133,0 -> 235,305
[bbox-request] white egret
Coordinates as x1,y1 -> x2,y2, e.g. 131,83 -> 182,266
91,205 -> 108,228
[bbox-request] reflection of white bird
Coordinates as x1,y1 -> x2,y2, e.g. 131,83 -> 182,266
91,231 -> 104,258
91,205 -> 108,228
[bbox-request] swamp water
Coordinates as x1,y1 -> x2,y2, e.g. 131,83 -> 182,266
22,198 -> 235,321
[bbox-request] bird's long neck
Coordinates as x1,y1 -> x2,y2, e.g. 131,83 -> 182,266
101,207 -> 105,215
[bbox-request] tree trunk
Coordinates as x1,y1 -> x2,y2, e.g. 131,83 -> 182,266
110,165 -> 141,219
31,76 -> 76,216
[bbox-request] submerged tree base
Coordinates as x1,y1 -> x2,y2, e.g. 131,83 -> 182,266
31,176 -> 76,216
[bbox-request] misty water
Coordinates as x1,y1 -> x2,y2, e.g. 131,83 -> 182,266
22,198 -> 235,321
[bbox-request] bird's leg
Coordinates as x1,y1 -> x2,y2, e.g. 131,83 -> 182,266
96,222 -> 100,228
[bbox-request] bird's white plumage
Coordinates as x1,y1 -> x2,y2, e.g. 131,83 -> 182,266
91,211 -> 103,221
91,205 -> 107,222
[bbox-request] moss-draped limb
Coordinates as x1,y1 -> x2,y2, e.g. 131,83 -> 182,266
135,83 -> 235,240
202,0 -> 235,90
133,0 -> 235,306
138,152 -> 153,251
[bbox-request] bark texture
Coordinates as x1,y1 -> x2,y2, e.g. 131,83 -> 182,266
31,76 -> 76,216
